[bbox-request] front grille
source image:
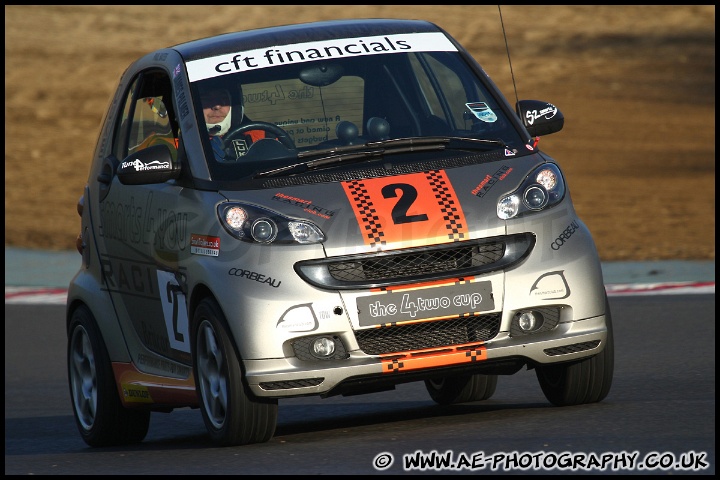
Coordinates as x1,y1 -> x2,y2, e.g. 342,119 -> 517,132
329,242 -> 502,282
544,340 -> 601,356
295,233 -> 535,290
354,313 -> 501,355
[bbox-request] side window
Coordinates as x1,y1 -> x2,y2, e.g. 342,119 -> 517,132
113,70 -> 178,161
111,78 -> 137,161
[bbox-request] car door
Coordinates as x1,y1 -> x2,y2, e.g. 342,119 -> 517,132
92,68 -> 193,367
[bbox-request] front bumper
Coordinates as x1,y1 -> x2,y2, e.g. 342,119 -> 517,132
244,312 -> 608,398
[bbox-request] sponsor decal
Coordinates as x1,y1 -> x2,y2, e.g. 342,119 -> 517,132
525,103 -> 558,125
466,102 -> 497,122
186,32 -> 457,82
136,353 -> 191,376
122,383 -> 153,403
99,192 -> 189,251
228,267 -> 281,288
276,304 -> 319,332
551,219 -> 580,250
121,159 -> 171,171
357,281 -> 494,326
472,165 -> 512,197
190,233 -> 220,257
100,255 -> 157,298
272,192 -> 336,219
231,138 -> 248,157
504,148 -> 516,157
342,170 -> 468,250
530,270 -> 571,300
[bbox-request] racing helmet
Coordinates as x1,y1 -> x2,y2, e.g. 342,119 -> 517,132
200,81 -> 244,136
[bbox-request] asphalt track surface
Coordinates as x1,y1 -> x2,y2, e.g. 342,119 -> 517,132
4,248 -> 716,474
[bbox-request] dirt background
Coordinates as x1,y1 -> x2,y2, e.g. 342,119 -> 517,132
5,6 -> 715,261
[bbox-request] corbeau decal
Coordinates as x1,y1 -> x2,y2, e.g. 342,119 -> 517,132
342,170 -> 468,250
551,219 -> 580,250
228,267 -> 281,288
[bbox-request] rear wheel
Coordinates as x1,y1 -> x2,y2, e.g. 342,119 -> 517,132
425,373 -> 498,405
535,297 -> 614,406
192,297 -> 278,446
67,305 -> 150,446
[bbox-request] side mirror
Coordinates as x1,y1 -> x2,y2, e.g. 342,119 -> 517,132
117,144 -> 180,185
516,100 -> 564,137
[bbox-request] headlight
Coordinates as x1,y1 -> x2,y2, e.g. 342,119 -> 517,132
218,203 -> 325,244
497,163 -> 565,219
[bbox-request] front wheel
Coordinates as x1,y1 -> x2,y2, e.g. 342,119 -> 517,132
425,373 -> 498,405
535,297 -> 614,406
67,305 -> 150,446
192,297 -> 278,446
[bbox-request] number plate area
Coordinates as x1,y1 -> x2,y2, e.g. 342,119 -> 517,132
356,281 -> 494,327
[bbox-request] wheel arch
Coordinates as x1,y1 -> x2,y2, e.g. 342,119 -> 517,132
188,284 -> 248,372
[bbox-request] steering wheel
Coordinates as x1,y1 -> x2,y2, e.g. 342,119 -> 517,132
223,121 -> 296,152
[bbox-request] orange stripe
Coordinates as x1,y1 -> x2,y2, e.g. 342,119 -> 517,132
112,362 -> 198,408
380,344 -> 487,373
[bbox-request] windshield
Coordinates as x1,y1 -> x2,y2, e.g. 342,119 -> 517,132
188,37 -> 526,181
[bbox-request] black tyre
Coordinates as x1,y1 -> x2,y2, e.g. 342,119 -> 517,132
425,373 -> 498,405
535,296 -> 614,406
67,305 -> 150,447
192,298 -> 278,446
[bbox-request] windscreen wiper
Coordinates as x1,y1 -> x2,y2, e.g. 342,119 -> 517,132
254,136 -> 505,178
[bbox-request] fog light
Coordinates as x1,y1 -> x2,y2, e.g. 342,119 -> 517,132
510,308 -> 557,337
518,312 -> 538,331
312,337 -> 336,357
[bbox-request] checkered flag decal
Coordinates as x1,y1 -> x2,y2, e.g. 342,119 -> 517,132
425,170 -> 465,241
346,180 -> 387,249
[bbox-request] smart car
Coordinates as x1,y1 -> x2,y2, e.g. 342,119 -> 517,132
67,18 -> 613,447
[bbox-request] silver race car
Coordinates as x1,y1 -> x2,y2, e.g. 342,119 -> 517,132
67,18 -> 613,447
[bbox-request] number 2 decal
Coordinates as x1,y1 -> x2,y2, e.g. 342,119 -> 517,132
343,170 -> 468,248
157,270 -> 190,353
381,183 -> 429,224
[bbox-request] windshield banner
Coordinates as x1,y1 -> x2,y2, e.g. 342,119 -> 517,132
186,32 -> 457,82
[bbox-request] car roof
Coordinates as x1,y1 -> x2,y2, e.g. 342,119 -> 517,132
171,18 -> 444,62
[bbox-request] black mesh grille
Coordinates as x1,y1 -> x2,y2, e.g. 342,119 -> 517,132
295,234 -> 534,290
543,340 -> 601,356
329,242 -> 503,283
259,378 -> 324,391
354,313 -> 501,355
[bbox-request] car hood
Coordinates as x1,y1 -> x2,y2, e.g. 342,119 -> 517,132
220,154 -> 545,257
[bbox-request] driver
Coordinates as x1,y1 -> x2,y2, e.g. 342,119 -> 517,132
200,86 -> 267,161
